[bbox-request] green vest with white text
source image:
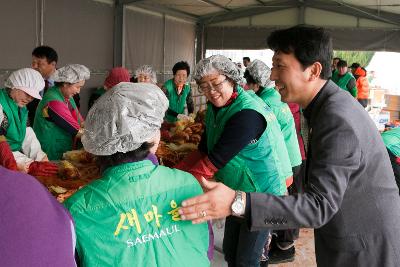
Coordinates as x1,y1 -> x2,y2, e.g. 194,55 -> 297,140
205,86 -> 288,195
65,160 -> 209,267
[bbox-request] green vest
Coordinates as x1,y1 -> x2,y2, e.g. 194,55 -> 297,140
332,70 -> 357,97
64,160 -> 209,267
205,87 -> 289,195
0,89 -> 28,151
382,128 -> 400,157
33,86 -> 80,160
93,87 -> 106,97
88,87 -> 106,109
257,87 -> 302,168
164,79 -> 191,123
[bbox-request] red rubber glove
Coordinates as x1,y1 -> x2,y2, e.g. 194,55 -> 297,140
187,156 -> 218,182
161,130 -> 171,141
161,121 -> 175,131
28,161 -> 59,176
174,150 -> 205,172
0,138 -> 17,171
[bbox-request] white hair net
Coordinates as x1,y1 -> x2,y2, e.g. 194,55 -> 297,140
51,64 -> 90,84
135,65 -> 157,84
246,59 -> 274,88
82,82 -> 168,156
193,55 -> 241,83
5,68 -> 44,99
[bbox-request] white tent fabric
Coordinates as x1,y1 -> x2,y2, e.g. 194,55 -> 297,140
205,26 -> 400,51
367,52 -> 400,92
1,0 -> 400,113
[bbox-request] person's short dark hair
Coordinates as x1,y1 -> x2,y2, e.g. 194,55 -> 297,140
333,57 -> 341,61
243,57 -> 250,62
243,69 -> 257,85
96,142 -> 153,173
32,46 -> 58,64
350,62 -> 360,69
172,61 -> 190,76
267,25 -> 332,79
54,81 -> 66,87
337,60 -> 348,68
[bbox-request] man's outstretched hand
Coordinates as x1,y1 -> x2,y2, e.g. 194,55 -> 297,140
179,177 -> 236,224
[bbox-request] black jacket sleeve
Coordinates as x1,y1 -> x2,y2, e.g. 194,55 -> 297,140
207,109 -> 266,169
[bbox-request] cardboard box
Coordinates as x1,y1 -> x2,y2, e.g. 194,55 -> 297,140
369,110 -> 390,131
370,89 -> 386,107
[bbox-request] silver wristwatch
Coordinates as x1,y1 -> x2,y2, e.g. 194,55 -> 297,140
231,190 -> 245,217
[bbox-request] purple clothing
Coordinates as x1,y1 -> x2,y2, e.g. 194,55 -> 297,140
0,166 -> 76,267
146,152 -> 159,165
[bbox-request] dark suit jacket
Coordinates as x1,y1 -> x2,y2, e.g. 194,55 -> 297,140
249,80 -> 400,266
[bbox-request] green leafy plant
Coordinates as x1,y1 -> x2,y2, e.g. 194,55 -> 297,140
333,51 -> 375,67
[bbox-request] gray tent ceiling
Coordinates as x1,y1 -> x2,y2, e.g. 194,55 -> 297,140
121,0 -> 400,26
120,0 -> 400,51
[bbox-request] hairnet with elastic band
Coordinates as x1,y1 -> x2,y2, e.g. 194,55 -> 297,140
193,55 -> 242,83
135,65 -> 157,84
51,64 -> 90,84
246,59 -> 275,88
82,82 -> 169,156
4,68 -> 44,99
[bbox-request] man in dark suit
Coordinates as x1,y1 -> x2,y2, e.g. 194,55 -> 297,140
179,26 -> 400,266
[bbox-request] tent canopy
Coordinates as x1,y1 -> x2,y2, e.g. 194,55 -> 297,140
122,0 -> 400,51
1,0 -> 399,115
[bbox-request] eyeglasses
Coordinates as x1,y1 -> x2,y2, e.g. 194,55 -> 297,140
198,78 -> 228,94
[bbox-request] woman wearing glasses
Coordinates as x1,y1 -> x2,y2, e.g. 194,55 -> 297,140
175,55 -> 291,267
